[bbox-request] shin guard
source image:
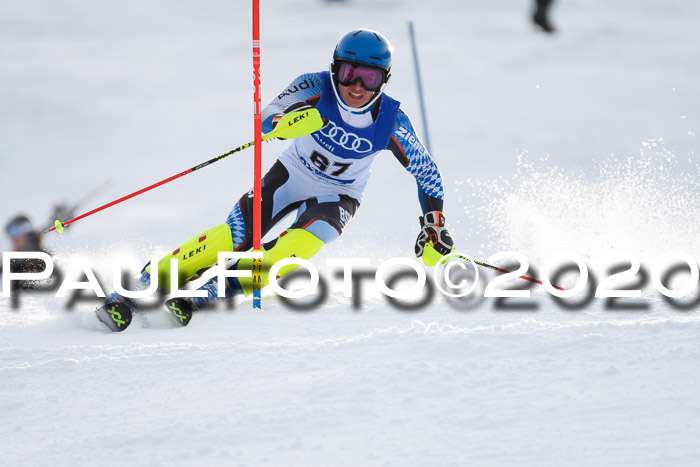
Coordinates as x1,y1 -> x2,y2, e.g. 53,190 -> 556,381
147,224 -> 234,290
236,228 -> 324,296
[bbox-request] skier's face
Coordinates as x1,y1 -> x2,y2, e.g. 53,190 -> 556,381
338,81 -> 373,108
11,234 -> 28,251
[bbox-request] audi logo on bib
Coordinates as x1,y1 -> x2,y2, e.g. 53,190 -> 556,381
320,120 -> 373,154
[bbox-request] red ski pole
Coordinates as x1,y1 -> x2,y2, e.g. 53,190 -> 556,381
43,108 -> 324,235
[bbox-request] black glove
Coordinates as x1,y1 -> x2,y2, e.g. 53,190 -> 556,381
414,211 -> 454,258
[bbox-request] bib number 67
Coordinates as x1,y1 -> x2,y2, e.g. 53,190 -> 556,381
311,151 -> 352,176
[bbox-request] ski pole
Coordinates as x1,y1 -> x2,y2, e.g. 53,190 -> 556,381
449,253 -> 566,291
427,244 -> 565,291
45,109 -> 325,234
473,256 -> 564,291
40,180 -> 111,233
67,179 -> 112,213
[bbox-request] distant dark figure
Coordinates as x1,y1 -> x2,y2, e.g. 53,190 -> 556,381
533,0 -> 557,33
6,215 -> 41,252
1,215 -> 50,277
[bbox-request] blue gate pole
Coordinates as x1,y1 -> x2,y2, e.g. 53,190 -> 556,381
408,21 -> 432,154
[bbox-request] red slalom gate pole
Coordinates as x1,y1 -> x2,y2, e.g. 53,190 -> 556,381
251,0 -> 263,308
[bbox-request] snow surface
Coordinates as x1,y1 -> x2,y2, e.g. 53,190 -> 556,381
2,0 -> 700,465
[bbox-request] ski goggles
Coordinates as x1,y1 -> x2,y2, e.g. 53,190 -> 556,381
335,62 -> 386,92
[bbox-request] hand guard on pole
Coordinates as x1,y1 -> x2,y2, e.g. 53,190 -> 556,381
415,211 -> 454,266
271,102 -> 314,138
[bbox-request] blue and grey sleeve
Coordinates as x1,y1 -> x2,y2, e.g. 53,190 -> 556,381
261,73 -> 324,134
387,110 -> 445,213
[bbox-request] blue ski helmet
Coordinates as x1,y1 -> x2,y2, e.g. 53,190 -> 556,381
5,214 -> 34,238
331,28 -> 393,113
332,28 -> 393,73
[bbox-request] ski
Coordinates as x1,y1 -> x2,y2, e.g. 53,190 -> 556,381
95,297 -> 198,332
95,302 -> 133,332
165,298 -> 194,327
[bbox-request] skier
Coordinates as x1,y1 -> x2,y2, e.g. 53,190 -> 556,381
101,28 -> 454,328
1,215 -> 50,280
